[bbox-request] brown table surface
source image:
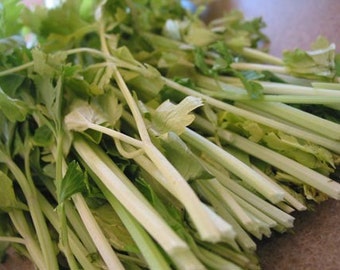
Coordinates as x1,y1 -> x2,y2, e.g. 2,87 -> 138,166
1,1 -> 340,270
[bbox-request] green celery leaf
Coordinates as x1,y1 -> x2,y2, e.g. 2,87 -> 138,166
262,132 -> 335,175
58,161 -> 87,203
158,132 -> 212,181
151,96 -> 203,135
283,36 -> 336,80
0,36 -> 28,69
32,125 -> 54,147
233,70 -> 264,99
0,87 -> 29,122
92,203 -> 139,253
0,74 -> 26,97
184,20 -> 219,46
0,170 -> 28,212
31,49 -> 67,76
209,40 -> 234,67
0,0 -> 24,38
194,47 -> 216,76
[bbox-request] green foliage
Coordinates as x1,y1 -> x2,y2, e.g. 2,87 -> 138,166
283,36 -> 336,81
58,161 -> 87,203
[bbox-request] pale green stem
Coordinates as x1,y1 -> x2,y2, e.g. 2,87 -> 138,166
113,67 -> 223,242
72,136 -> 188,254
94,176 -> 172,270
230,62 -> 287,74
8,211 -> 45,270
236,101 -> 340,140
192,181 -> 257,252
163,77 -> 340,149
87,122 -> 144,148
37,192 -> 100,270
194,117 -> 340,199
6,154 -> 58,270
250,165 -> 307,211
241,47 -> 284,65
72,193 -> 125,270
74,136 -> 207,270
182,128 -> 285,203
200,160 -> 295,228
0,236 -> 26,244
0,62 -> 34,77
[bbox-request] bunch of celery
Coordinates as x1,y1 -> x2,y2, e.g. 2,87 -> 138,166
0,0 -> 339,269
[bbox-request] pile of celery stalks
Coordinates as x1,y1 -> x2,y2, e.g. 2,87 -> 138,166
0,0 -> 339,269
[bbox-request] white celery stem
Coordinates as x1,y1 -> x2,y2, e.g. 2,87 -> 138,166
98,182 -> 171,270
87,123 -> 143,148
196,117 -> 340,200
250,165 -> 307,211
193,182 -> 257,252
73,138 -> 191,253
113,67 -> 222,242
126,145 -> 235,242
230,62 -> 288,74
197,75 -> 340,103
74,137 -> 207,270
201,203 -> 237,242
0,236 -> 26,244
203,179 -> 256,231
182,128 -> 285,203
236,101 -> 340,141
8,211 -> 45,270
42,179 -> 98,254
37,192 -> 100,270
201,160 -> 295,228
72,194 -> 125,270
4,155 -> 58,270
164,78 -> 339,150
230,193 -> 278,229
219,76 -> 340,96
241,47 -> 284,65
231,103 -> 340,153
197,180 -> 262,239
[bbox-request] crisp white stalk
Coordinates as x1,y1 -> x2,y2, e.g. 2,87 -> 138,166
113,67 -> 223,242
192,181 -> 257,252
241,47 -> 284,65
0,236 -> 26,244
219,76 -> 340,96
37,192 -> 100,270
182,128 -> 285,203
250,165 -> 307,211
201,160 -> 295,228
230,193 -> 278,229
97,181 -> 172,270
8,211 -> 46,270
163,78 -> 340,146
230,62 -> 287,74
4,154 -> 58,270
202,179 -> 256,232
73,137 -> 207,270
201,203 -> 237,242
231,103 -> 340,153
236,101 -> 340,141
196,118 -> 340,200
72,194 -> 125,270
87,123 -> 144,148
126,144 -> 236,243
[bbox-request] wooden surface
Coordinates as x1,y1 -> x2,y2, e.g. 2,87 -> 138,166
1,1 -> 340,269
